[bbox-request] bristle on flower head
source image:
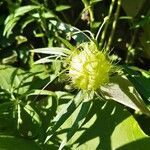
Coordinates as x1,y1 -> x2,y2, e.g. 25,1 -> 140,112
68,42 -> 112,91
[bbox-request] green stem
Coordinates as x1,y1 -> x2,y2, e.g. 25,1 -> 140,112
106,0 -> 122,51
95,18 -> 108,40
99,0 -> 116,49
29,50 -> 34,68
125,29 -> 136,63
81,0 -> 94,24
38,5 -> 54,47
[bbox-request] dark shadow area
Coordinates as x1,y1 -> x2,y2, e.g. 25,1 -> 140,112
116,137 -> 150,150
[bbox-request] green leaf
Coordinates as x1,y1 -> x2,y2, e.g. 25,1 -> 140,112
67,100 -> 148,150
0,65 -> 18,90
45,90 -> 86,143
55,99 -> 147,149
123,66 -> 150,103
55,5 -> 71,12
3,16 -> 20,37
21,17 -> 35,32
90,0 -> 102,5
14,5 -> 40,17
0,135 -> 41,150
33,56 -> 62,64
23,104 -> 42,126
116,138 -> 150,150
111,115 -> 148,149
4,14 -> 14,25
101,75 -> 150,116
27,89 -> 56,97
50,20 -> 90,43
59,100 -> 93,150
56,36 -> 75,51
4,5 -> 40,37
0,65 -> 33,94
31,47 -> 71,56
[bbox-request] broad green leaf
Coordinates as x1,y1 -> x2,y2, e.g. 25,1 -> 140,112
55,5 -> 71,12
59,99 -> 93,150
101,75 -> 150,116
18,105 -> 41,139
45,90 -> 86,143
0,65 -> 19,90
50,20 -> 90,43
29,64 -> 51,79
116,138 -> 150,150
111,115 -> 148,149
123,66 -> 150,102
0,135 -> 41,150
0,65 -> 33,94
58,100 -> 148,150
0,65 -> 53,96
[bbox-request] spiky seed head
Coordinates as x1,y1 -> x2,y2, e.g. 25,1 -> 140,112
68,42 -> 112,91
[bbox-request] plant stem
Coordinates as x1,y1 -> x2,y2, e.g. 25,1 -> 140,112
81,0 -> 94,24
99,0 -> 116,49
106,0 -> 122,51
95,18 -> 108,40
125,29 -> 136,63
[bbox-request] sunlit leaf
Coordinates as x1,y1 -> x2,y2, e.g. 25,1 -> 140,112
57,100 -> 148,150
101,75 -> 150,116
27,89 -> 56,97
111,115 -> 148,149
55,5 -> 71,12
33,56 -> 62,64
14,5 -> 40,17
3,5 -> 40,37
59,99 -> 93,150
3,17 -> 19,37
31,47 -> 71,56
45,90 -> 86,143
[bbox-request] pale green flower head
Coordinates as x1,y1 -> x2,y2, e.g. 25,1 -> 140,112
68,42 -> 112,91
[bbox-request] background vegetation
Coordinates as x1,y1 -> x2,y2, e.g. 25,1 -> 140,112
0,0 -> 150,149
